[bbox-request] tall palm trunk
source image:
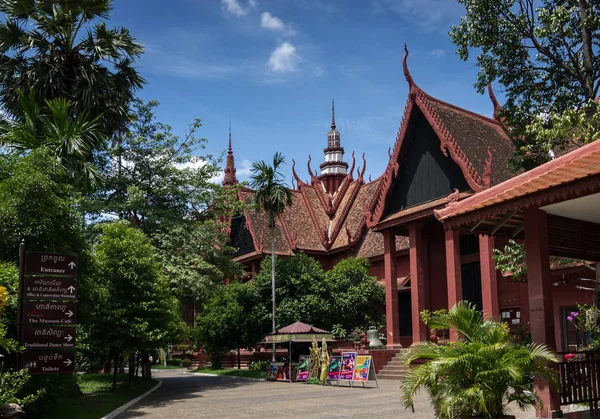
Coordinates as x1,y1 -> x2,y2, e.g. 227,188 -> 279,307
271,221 -> 276,361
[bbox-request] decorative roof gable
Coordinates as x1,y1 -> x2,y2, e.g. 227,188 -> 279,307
365,45 -> 515,228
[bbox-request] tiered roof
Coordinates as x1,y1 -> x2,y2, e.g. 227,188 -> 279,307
227,46 -> 517,263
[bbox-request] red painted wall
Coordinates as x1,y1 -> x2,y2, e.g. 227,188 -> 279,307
497,269 -> 595,351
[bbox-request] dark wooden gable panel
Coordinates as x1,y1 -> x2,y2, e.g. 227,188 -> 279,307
383,109 -> 470,217
229,215 -> 255,257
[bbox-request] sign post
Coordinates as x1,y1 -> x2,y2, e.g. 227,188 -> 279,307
18,247 -> 79,375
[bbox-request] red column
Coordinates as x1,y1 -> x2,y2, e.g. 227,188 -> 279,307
445,228 -> 462,341
383,229 -> 401,348
524,208 -> 561,418
479,235 -> 499,319
408,222 -> 429,343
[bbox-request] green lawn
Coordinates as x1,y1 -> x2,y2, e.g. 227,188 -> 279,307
152,364 -> 184,370
32,374 -> 158,419
192,367 -> 265,379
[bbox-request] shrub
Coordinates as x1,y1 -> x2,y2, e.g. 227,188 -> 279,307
248,360 -> 267,371
181,359 -> 192,369
401,301 -> 559,419
167,358 -> 183,367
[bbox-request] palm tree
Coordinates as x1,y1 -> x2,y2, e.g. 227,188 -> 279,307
400,302 -> 559,419
0,91 -> 106,188
0,0 -> 145,137
250,152 -> 293,361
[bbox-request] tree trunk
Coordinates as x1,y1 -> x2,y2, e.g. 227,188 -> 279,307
128,354 -> 134,387
271,222 -> 276,362
112,355 -> 118,392
119,356 -> 125,374
580,0 -> 596,114
103,358 -> 112,374
238,348 -> 241,369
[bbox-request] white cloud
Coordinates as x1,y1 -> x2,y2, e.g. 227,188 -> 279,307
426,49 -> 446,59
267,42 -> 300,73
260,12 -> 296,35
261,12 -> 284,31
221,0 -> 257,17
174,159 -> 208,171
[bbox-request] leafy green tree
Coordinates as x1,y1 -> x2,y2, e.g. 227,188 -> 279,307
250,152 -> 293,359
85,99 -> 238,312
0,0 -> 145,137
0,149 -> 86,263
451,0 -> 600,169
86,99 -> 220,235
154,222 -> 241,305
86,221 -> 184,390
253,254 -> 385,331
0,287 -> 43,410
325,258 -> 385,331
194,282 -> 269,368
0,263 -> 18,342
255,253 -> 330,329
0,92 -> 106,188
401,302 -> 558,419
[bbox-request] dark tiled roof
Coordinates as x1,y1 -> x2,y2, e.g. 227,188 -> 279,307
428,97 -> 515,186
356,230 -> 409,259
284,191 -> 323,250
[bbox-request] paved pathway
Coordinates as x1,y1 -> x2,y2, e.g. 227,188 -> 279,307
119,369 -> 539,418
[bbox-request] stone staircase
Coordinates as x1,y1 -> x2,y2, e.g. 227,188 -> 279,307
377,349 -> 410,380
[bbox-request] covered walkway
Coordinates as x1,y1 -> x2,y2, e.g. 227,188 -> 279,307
436,139 -> 600,418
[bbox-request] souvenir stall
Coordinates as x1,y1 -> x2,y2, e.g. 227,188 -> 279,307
261,321 -> 334,383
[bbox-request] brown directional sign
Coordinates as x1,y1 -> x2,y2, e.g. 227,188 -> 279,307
23,302 -> 77,325
22,350 -> 75,374
22,326 -> 75,349
25,251 -> 78,276
24,277 -> 77,300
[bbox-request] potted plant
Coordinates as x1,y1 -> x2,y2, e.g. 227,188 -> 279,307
400,302 -> 558,419
350,327 -> 363,350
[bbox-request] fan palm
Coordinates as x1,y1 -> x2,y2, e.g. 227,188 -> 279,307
250,152 -> 293,361
400,302 -> 559,419
0,91 -> 106,188
0,0 -> 145,137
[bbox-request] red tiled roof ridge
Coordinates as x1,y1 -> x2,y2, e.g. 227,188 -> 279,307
274,321 -> 329,334
434,137 -> 597,221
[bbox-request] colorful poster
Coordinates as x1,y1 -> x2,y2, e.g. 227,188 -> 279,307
340,352 -> 356,381
296,355 -> 309,382
266,361 -> 277,380
353,355 -> 372,382
327,356 -> 341,381
266,361 -> 290,381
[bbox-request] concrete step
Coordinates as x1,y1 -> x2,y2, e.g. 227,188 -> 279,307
387,360 -> 407,366
380,367 -> 407,373
377,372 -> 406,380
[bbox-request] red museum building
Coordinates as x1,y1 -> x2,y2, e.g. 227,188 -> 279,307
224,48 -> 597,414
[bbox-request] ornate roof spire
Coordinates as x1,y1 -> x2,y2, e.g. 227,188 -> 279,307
327,99 -> 340,148
223,119 -> 238,186
320,100 -> 348,192
331,99 -> 336,130
228,118 -> 232,153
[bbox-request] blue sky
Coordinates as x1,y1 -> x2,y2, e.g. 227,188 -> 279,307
110,0 -> 499,184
